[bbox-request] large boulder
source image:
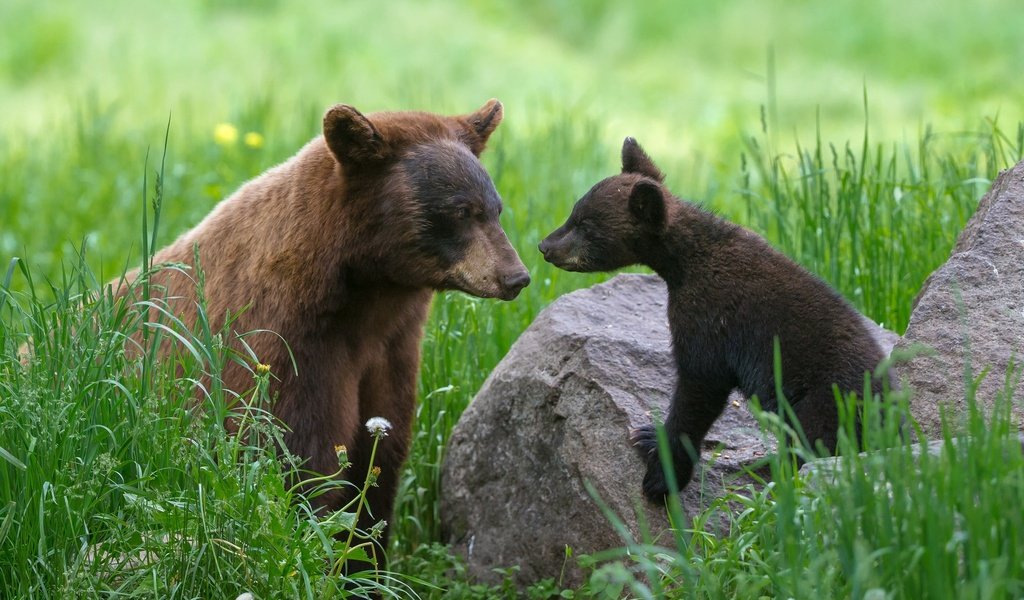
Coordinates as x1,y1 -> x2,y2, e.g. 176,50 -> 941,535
896,160 -> 1024,437
440,273 -> 895,586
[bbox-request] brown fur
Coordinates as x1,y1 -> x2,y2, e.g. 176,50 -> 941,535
120,100 -> 528,556
540,137 -> 891,502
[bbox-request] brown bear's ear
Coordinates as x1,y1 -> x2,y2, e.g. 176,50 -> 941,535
628,180 -> 667,229
459,99 -> 504,156
622,137 -> 665,182
323,104 -> 389,166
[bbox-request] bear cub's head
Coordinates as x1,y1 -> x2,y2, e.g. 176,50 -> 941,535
539,137 -> 670,272
323,100 -> 530,300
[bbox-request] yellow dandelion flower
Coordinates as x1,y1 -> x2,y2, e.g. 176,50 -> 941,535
255,363 -> 270,375
244,131 -> 264,149
213,122 -> 239,146
335,444 -> 348,466
371,466 -> 381,477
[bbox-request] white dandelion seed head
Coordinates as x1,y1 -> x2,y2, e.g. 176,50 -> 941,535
365,417 -> 392,436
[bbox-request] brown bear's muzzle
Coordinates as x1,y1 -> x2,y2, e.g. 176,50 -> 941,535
498,268 -> 531,300
448,226 -> 530,300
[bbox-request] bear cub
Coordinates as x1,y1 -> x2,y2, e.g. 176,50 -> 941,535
539,137 -> 891,502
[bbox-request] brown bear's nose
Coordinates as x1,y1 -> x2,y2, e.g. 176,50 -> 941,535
501,270 -> 531,296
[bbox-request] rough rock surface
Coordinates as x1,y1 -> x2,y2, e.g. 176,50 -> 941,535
441,273 -> 896,586
896,160 -> 1024,437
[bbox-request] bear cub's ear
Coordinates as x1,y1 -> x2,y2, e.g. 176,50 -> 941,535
323,104 -> 389,166
628,180 -> 667,229
621,137 -> 665,182
460,99 -> 504,156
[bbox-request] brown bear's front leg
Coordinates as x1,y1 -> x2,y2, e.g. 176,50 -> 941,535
633,377 -> 732,502
343,336 -> 419,571
277,361 -> 361,516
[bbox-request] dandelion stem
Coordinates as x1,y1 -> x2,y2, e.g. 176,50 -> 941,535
337,433 -> 382,574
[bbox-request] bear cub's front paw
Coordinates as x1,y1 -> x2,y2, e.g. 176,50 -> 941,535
630,424 -> 695,503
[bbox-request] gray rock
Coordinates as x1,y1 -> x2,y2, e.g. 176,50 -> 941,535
864,314 -> 901,358
443,274 -> 885,586
895,160 -> 1024,438
800,433 -> 1024,486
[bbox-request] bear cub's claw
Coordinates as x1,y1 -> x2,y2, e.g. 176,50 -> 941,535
630,424 -> 659,456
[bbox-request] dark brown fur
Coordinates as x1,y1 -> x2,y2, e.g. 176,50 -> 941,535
540,137 -> 889,502
121,101 -> 529,556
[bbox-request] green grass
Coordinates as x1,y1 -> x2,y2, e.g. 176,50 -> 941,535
3,0 -> 1024,597
0,255 -> 403,597
584,362 -> 1024,599
734,106 -> 1024,329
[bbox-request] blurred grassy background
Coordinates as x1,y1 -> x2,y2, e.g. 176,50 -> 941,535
3,0 -> 1022,276
4,0 -> 1022,138
4,0 -> 1023,311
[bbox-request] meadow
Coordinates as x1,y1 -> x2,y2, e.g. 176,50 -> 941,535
2,0 -> 1024,597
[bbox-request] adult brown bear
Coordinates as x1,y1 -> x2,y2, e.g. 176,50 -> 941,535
539,137 -> 889,502
127,100 -> 529,555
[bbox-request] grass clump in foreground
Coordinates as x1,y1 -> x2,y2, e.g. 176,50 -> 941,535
0,184 -> 408,597
582,355 -> 1024,599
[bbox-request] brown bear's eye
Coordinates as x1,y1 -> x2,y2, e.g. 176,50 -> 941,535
456,206 -> 471,220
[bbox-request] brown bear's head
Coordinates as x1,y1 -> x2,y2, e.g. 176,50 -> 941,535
539,137 -> 670,272
321,100 -> 530,300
